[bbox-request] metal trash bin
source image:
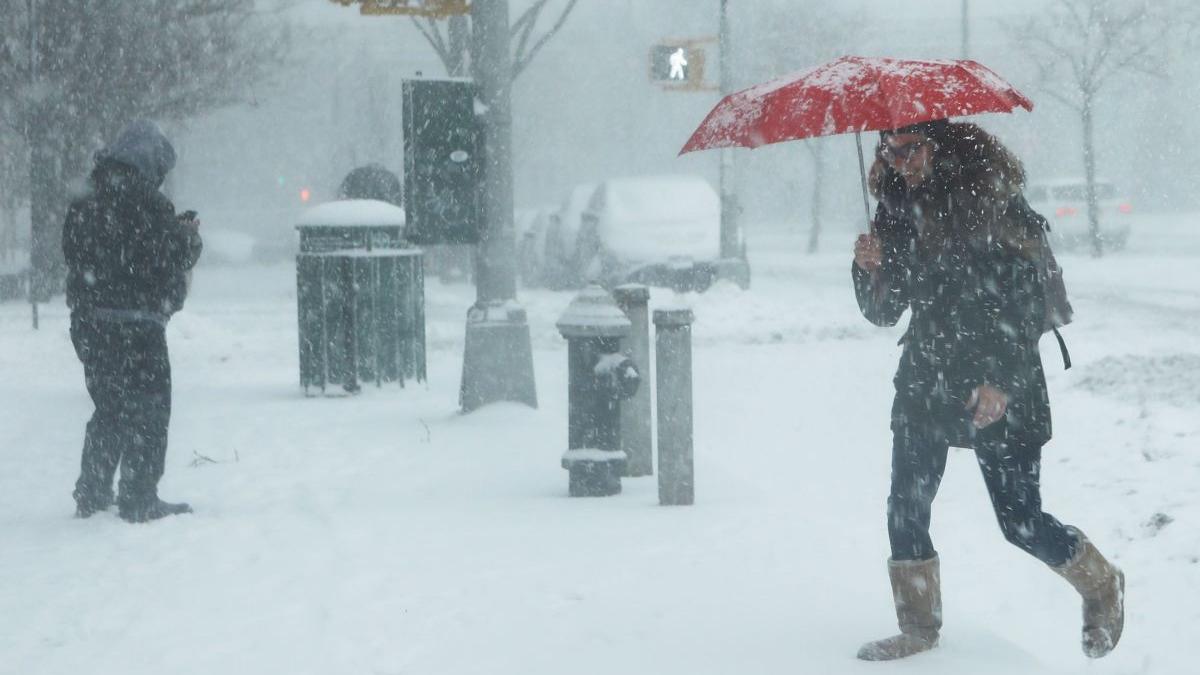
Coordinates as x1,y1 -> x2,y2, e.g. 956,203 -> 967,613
295,201 -> 425,395
296,223 -> 405,253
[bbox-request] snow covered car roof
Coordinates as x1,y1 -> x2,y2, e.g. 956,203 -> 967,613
590,174 -> 720,264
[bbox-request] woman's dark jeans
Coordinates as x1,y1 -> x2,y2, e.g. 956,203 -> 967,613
887,419 -> 1077,566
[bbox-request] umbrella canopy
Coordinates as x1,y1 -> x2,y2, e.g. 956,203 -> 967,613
679,56 -> 1034,231
680,56 -> 1033,154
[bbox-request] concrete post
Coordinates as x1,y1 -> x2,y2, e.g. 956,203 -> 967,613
654,308 -> 694,506
613,284 -> 652,477
557,286 -> 641,497
715,0 -> 751,289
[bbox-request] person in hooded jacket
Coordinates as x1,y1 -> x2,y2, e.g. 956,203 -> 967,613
851,119 -> 1124,660
62,119 -> 202,523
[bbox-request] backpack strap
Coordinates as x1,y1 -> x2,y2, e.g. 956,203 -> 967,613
1052,326 -> 1072,370
1013,193 -> 1074,371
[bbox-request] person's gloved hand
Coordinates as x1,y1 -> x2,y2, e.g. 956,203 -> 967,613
854,233 -> 882,272
967,384 -> 1008,429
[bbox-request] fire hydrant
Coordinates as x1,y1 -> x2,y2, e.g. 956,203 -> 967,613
556,285 -> 641,497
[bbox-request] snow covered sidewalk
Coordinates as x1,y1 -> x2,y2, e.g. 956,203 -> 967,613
1,220 -> 1197,674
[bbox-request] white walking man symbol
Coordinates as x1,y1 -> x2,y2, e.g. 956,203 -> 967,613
668,47 -> 688,80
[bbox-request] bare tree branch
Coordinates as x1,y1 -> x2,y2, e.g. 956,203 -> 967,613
512,0 -> 580,80
1086,1 -> 1151,88
510,0 -> 550,42
394,1 -> 580,82
1005,0 -> 1185,257
512,0 -> 550,66
1003,14 -> 1083,110
1095,5 -> 1172,89
410,16 -> 452,70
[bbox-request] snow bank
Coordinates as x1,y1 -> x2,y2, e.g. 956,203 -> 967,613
2,215 -> 1198,675
196,229 -> 256,265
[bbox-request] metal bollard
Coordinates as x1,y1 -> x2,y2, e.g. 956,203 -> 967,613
557,286 -> 641,497
654,308 -> 694,506
613,284 -> 652,477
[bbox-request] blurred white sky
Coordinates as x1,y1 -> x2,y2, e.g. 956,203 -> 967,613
172,0 -> 1200,239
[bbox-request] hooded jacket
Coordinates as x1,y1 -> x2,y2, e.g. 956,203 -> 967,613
63,120 -> 202,318
852,123 -> 1051,446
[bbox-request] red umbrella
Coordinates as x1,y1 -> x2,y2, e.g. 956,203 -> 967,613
679,56 -> 1034,227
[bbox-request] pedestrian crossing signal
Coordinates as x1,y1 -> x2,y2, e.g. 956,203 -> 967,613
649,42 -> 712,90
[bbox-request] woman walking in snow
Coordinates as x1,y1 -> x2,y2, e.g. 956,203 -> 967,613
851,118 -> 1124,660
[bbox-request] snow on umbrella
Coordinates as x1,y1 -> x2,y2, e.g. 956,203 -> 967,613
679,56 -> 1034,228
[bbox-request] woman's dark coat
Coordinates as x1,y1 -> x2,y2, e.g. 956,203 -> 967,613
852,128 -> 1052,448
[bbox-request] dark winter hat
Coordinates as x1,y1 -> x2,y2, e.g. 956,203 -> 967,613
95,119 -> 177,188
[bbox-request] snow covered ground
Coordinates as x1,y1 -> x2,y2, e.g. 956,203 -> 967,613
1,214 -> 1197,674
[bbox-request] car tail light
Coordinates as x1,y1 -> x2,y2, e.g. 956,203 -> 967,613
1055,206 -> 1078,217
1118,203 -> 1133,214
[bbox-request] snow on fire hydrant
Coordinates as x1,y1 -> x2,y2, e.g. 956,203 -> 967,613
556,285 -> 641,497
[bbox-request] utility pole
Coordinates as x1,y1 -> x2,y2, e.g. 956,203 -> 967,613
718,0 -> 739,261
459,0 -> 538,412
27,0 -> 40,330
961,0 -> 970,60
714,0 -> 750,288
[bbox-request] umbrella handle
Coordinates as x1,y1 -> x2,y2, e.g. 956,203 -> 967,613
855,131 -> 874,235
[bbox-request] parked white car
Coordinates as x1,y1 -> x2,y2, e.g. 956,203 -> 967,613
535,182 -> 598,289
1025,178 -> 1132,250
575,174 -> 737,291
515,205 -> 556,287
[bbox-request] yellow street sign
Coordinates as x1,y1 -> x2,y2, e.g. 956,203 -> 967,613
331,0 -> 469,18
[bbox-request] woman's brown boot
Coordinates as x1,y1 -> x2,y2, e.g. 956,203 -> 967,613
1051,530 -> 1125,658
857,556 -> 942,660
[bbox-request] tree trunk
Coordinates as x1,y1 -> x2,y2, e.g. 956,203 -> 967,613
27,117 -> 64,303
1082,94 -> 1103,258
447,15 -> 469,77
807,143 -> 825,254
472,0 -> 516,304
458,0 -> 536,413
